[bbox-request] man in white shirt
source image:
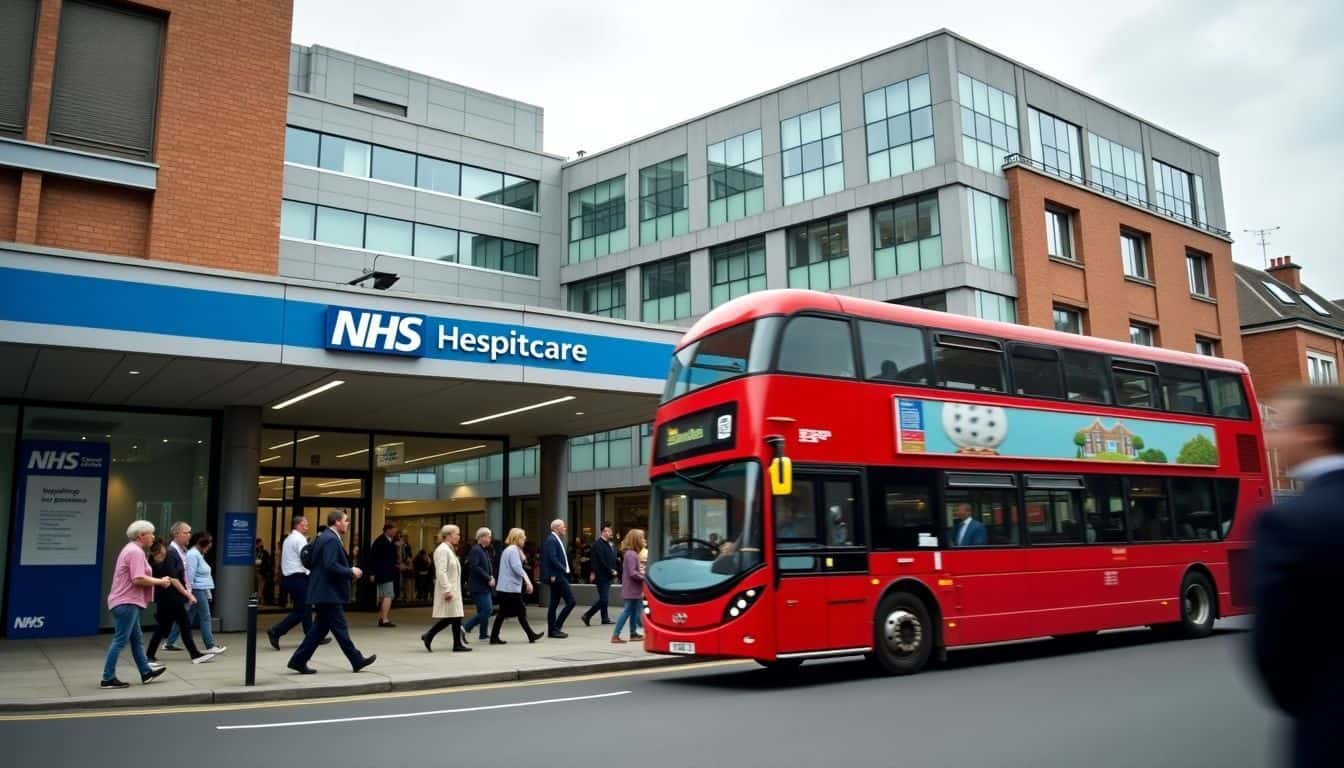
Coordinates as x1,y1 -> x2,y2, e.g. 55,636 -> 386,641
267,516 -> 319,649
541,519 -> 576,638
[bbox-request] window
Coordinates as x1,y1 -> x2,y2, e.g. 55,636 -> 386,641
933,334 -> 1004,392
787,216 -> 850,290
974,291 -> 1016,323
1121,232 -> 1148,280
1025,476 -> 1086,545
570,428 -> 634,472
569,272 -> 626,319
1084,476 -> 1126,543
569,176 -> 628,263
945,477 -> 1019,547
364,214 -> 413,256
967,189 -> 1012,273
1113,360 -> 1159,408
776,480 -> 820,546
1129,323 -> 1155,347
775,474 -> 864,552
1208,373 -> 1248,418
639,156 -> 689,244
1195,338 -> 1218,357
1152,160 -> 1204,225
0,0 -> 38,137
1045,207 -> 1074,261
859,320 -> 929,384
417,156 -> 461,196
319,134 -> 372,177
280,200 -> 316,239
1053,306 -> 1083,334
640,423 -> 652,466
315,206 -> 364,248
707,129 -> 764,226
1171,478 -> 1219,540
48,1 -> 163,160
1160,365 -> 1209,414
1187,250 -> 1212,297
462,234 -> 537,276
641,256 -> 691,322
372,145 -> 417,186
1028,108 -> 1082,180
663,319 -> 776,401
894,292 -> 947,312
353,93 -> 406,116
1216,479 -> 1238,539
958,73 -> 1019,174
873,193 -> 941,278
1301,294 -> 1333,316
778,316 -> 856,378
781,103 -> 843,205
1128,477 -> 1172,542
284,127 -> 320,166
1088,134 -> 1147,203
1261,280 -> 1296,304
1010,345 -> 1064,399
1308,352 -> 1338,385
868,469 -> 936,550
1061,349 -> 1112,404
864,73 -> 934,182
711,237 -> 767,307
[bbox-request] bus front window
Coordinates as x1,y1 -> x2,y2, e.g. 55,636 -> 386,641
648,461 -> 763,594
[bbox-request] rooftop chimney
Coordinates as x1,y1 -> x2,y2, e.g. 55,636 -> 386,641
1267,255 -> 1303,291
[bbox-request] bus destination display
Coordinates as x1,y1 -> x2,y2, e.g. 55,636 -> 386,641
655,403 -> 737,463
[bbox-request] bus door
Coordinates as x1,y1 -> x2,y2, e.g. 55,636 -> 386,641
773,471 -> 869,653
940,473 -> 1031,644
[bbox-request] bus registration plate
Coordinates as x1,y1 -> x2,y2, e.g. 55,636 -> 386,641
669,642 -> 696,655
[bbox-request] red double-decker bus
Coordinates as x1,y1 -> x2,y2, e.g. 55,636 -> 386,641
642,290 -> 1267,674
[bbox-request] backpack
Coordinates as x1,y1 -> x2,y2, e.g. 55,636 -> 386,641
300,542 -> 314,570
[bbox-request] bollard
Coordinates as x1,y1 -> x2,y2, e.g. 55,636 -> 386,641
245,593 -> 258,686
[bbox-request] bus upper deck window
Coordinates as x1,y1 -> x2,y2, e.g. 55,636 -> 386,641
933,334 -> 1004,392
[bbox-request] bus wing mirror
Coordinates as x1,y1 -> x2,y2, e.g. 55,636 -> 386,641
765,435 -> 791,496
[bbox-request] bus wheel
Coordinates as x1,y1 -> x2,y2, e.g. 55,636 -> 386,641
755,658 -> 804,672
871,592 -> 933,676
1176,572 -> 1216,638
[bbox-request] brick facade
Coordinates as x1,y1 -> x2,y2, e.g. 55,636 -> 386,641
6,0 -> 292,274
1006,164 -> 1242,361
0,169 -> 19,243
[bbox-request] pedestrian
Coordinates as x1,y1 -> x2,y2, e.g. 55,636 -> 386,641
164,531 -> 226,654
267,515 -> 329,650
397,533 -> 415,604
287,510 -> 376,674
413,548 -> 432,601
461,527 -> 496,641
101,520 -> 171,688
611,529 -> 646,643
582,522 -> 618,626
369,523 -> 399,626
421,525 -> 472,652
1253,385 -> 1344,767
490,528 -> 543,644
145,530 -> 216,665
541,518 -> 576,638
254,538 -> 274,605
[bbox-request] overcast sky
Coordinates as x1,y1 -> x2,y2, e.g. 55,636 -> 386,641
293,0 -> 1344,297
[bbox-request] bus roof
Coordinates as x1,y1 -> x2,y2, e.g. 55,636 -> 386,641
680,289 -> 1249,375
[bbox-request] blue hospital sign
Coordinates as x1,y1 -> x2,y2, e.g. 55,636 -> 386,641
325,306 -> 426,356
323,305 -> 591,366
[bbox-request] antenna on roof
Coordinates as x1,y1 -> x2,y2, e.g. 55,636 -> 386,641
1243,226 -> 1280,268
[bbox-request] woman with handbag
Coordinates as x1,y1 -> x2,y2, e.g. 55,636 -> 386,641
490,528 -> 543,644
421,525 -> 470,652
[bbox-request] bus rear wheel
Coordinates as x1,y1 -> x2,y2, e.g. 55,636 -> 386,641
1176,571 -> 1216,638
870,592 -> 933,676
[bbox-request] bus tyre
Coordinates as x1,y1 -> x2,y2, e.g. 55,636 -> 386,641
1176,571 -> 1216,639
871,592 -> 933,676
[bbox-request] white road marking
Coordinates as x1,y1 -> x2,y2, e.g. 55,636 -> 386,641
215,690 -> 631,730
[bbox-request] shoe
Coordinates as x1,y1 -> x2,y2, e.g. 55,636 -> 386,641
601,620 -> 615,625
631,633 -> 645,640
319,637 -> 332,645
610,636 -> 626,644
489,638 -> 507,645
353,654 -> 377,672
162,644 -> 183,652
527,632 -> 543,643
459,635 -> 469,646
421,633 -> 433,653
141,667 -> 167,684
192,653 -> 216,664
148,662 -> 165,671
205,645 -> 227,654
266,629 -> 280,651
101,677 -> 131,689
287,662 -> 316,675
581,615 -> 592,627
378,621 -> 396,628
452,645 -> 472,652
548,630 -> 568,639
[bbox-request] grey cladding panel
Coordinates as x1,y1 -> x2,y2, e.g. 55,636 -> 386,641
859,41 -> 929,93
953,39 -> 1017,94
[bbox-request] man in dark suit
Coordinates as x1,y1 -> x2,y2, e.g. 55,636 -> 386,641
288,510 -> 376,675
541,519 -> 576,638
1253,385 -> 1344,767
368,523 -> 399,627
582,522 -> 618,626
950,503 -> 987,546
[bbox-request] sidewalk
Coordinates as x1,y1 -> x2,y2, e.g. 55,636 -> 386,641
0,607 -> 682,713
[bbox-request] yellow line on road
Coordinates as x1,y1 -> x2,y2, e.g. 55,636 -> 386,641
0,660 -> 750,722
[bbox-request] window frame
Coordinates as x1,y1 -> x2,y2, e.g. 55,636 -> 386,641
1307,351 -> 1339,385
1186,250 -> 1212,298
710,236 -> 768,307
1052,306 -> 1083,335
1128,323 -> 1156,347
786,215 -> 851,290
640,254 -> 692,323
772,314 -> 859,380
1121,231 -> 1150,281
780,103 -> 845,205
1045,206 -> 1075,262
638,155 -> 690,245
931,332 -> 1007,393
1008,343 -> 1066,400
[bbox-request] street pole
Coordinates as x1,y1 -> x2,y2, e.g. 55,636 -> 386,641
245,594 -> 258,686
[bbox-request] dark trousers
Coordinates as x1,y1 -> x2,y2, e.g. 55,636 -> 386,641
583,579 -> 612,622
424,617 -> 466,648
147,601 -> 205,659
547,575 -> 576,632
289,603 -> 365,669
269,573 -> 313,638
490,592 -> 538,640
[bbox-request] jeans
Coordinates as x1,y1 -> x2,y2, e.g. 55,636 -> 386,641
166,589 -> 215,648
612,598 -> 643,638
103,603 -> 153,682
462,591 -> 493,638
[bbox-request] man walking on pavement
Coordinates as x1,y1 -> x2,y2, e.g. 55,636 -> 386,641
461,527 -> 496,641
582,522 -> 618,626
369,522 -> 399,627
267,515 -> 329,649
541,518 -> 576,638
288,510 -> 376,675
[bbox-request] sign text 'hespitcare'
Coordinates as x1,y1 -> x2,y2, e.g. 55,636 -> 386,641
324,307 -> 589,364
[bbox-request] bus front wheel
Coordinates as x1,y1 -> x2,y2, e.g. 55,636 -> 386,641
870,591 -> 933,676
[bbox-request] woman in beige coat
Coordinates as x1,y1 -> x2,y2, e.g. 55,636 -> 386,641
420,525 -> 471,652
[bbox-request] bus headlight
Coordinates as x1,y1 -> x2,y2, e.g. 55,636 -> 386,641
722,587 -> 764,624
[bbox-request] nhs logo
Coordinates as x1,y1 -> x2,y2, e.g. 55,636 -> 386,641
325,306 -> 425,357
27,450 -> 80,471
13,616 -> 45,630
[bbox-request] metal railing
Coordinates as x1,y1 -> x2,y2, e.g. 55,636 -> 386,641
1000,153 -> 1233,239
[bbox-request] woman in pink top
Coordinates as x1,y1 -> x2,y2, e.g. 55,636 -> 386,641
101,520 -> 172,689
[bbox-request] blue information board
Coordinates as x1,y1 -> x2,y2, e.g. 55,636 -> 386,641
222,514 -> 255,566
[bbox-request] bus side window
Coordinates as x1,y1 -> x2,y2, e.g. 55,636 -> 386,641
1170,477 -> 1218,540
822,478 -> 863,546
1160,365 -> 1210,414
775,479 -> 819,545
1127,477 -> 1173,541
1024,475 -> 1086,544
1010,345 -> 1064,399
867,469 -> 936,550
945,487 -> 1019,546
933,334 -> 1005,392
1084,476 -> 1126,543
858,320 -> 929,384
1216,478 -> 1239,539
1061,349 -> 1113,404
1113,361 -> 1160,409
777,316 -> 856,378
1209,373 -> 1250,419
